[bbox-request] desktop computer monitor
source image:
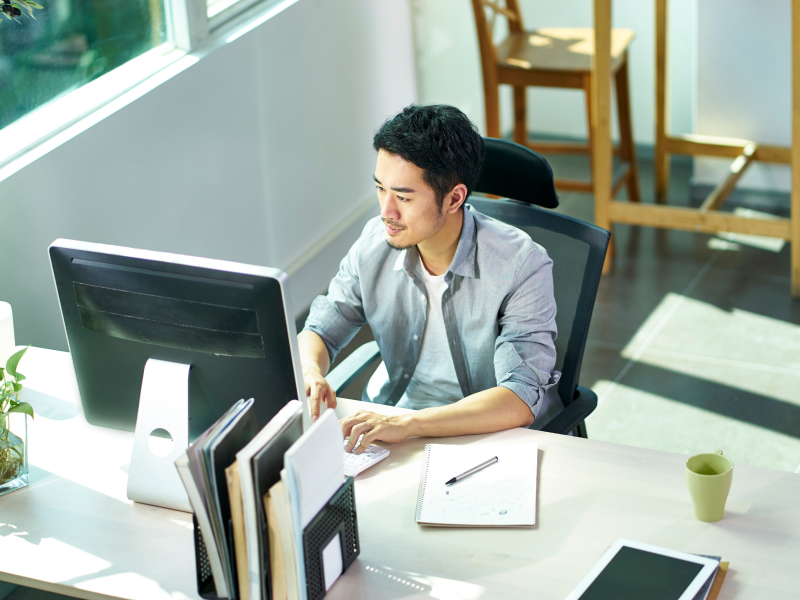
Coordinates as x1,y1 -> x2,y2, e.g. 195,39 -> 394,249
49,239 -> 307,441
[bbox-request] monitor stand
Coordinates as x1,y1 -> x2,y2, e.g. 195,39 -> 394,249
127,359 -> 192,512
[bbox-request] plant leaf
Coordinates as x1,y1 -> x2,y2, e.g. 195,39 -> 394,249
5,346 -> 28,379
7,402 -> 33,419
11,1 -> 37,17
14,372 -> 25,383
12,383 -> 23,393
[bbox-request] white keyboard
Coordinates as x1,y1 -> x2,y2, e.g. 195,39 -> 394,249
343,440 -> 390,477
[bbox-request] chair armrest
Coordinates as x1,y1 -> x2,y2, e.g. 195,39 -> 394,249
326,341 -> 381,394
539,385 -> 597,435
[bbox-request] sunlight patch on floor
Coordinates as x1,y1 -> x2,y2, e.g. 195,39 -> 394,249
587,381 -> 800,471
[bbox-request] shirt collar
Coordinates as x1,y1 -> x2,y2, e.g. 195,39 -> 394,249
448,205 -> 476,278
392,205 -> 477,278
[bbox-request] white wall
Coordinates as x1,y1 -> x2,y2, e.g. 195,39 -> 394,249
412,0 -> 696,145
694,0 -> 791,191
0,0 -> 415,351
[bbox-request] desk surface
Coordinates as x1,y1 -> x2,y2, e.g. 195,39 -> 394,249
1,348 -> 799,599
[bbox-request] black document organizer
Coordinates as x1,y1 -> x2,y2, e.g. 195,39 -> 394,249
194,517 -> 236,600
193,476 -> 360,600
302,477 -> 360,600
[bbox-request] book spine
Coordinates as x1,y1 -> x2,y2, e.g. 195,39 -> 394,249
415,444 -> 433,522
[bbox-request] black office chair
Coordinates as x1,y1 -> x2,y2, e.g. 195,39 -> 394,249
326,138 -> 609,438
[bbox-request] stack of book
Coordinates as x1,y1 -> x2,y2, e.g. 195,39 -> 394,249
175,402 -> 355,600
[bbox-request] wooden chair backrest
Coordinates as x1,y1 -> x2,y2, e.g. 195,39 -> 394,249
470,0 -> 524,78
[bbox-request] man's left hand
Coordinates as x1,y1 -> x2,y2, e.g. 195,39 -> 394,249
340,410 -> 412,454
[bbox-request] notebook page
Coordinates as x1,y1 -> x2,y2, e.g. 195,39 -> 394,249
416,443 -> 538,526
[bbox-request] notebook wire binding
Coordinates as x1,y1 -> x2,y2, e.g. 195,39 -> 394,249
415,444 -> 433,522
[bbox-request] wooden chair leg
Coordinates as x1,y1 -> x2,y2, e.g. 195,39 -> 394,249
615,56 -> 642,203
583,74 -> 595,185
484,79 -> 501,139
655,0 -> 670,204
585,73 -> 615,260
513,86 -> 528,146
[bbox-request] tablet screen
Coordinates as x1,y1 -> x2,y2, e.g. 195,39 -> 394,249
577,546 -> 705,600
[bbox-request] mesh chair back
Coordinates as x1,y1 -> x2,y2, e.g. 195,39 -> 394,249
470,140 -> 609,408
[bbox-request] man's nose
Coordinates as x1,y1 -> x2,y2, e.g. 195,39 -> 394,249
382,194 -> 401,219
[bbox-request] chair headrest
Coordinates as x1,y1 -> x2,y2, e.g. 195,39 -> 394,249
474,138 -> 559,209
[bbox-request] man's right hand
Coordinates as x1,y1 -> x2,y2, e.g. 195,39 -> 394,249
304,369 -> 337,422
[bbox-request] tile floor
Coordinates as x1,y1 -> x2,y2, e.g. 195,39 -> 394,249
303,153 -> 800,475
549,154 -> 800,473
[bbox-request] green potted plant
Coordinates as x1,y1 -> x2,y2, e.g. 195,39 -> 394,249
0,347 -> 33,496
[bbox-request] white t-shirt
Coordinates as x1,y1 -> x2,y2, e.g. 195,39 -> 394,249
366,261 -> 463,409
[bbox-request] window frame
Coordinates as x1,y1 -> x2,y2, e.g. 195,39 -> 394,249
0,0 -> 295,179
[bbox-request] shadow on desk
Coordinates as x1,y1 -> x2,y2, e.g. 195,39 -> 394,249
22,389 -> 81,422
0,581 -> 75,599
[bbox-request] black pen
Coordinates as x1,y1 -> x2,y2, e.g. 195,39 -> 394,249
445,456 -> 499,485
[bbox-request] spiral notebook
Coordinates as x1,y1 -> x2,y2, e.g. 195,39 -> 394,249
415,443 -> 539,527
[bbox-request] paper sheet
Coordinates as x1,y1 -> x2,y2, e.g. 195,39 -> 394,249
284,409 -> 345,529
322,533 -> 343,591
283,409 -> 345,600
416,443 -> 538,526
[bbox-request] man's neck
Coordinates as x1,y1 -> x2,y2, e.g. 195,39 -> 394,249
418,208 -> 464,276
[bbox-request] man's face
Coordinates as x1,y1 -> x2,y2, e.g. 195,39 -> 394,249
374,149 -> 447,250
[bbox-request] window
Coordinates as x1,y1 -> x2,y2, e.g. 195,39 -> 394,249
0,0 -> 290,171
0,0 -> 168,130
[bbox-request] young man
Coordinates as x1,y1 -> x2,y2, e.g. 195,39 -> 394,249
298,104 -> 559,453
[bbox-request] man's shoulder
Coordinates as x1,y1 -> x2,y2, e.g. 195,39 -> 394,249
469,205 -> 550,267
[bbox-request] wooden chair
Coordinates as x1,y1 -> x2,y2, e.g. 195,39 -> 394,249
470,0 -> 641,203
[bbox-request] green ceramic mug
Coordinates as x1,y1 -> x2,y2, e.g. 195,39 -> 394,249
685,450 -> 733,522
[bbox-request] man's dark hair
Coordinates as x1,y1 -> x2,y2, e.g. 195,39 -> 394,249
373,104 -> 485,210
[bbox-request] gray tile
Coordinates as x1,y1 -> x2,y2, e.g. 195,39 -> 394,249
575,341 -> 631,404
706,233 -> 791,281
587,263 -> 704,352
587,356 -> 800,472
646,272 -> 800,370
691,261 -> 800,327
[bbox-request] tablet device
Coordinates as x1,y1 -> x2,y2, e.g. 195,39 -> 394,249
565,539 -> 719,600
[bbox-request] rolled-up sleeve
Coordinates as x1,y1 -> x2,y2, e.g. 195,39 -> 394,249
303,240 -> 367,364
493,248 -> 559,418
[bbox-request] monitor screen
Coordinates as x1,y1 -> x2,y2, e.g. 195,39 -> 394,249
49,239 -> 306,440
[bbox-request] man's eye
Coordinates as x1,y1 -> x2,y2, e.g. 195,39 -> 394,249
397,196 -> 408,202
376,185 -> 385,192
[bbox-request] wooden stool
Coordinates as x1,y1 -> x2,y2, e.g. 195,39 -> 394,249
594,0 -> 797,296
470,0 -> 641,203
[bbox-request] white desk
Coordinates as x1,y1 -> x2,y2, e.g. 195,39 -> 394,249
2,348 -> 800,599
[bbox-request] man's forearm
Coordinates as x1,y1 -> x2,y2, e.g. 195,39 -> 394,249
404,387 -> 534,438
297,330 -> 331,377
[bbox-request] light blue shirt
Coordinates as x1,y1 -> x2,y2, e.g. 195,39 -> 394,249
303,204 -> 560,418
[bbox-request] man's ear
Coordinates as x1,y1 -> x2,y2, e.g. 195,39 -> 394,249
445,183 -> 468,214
